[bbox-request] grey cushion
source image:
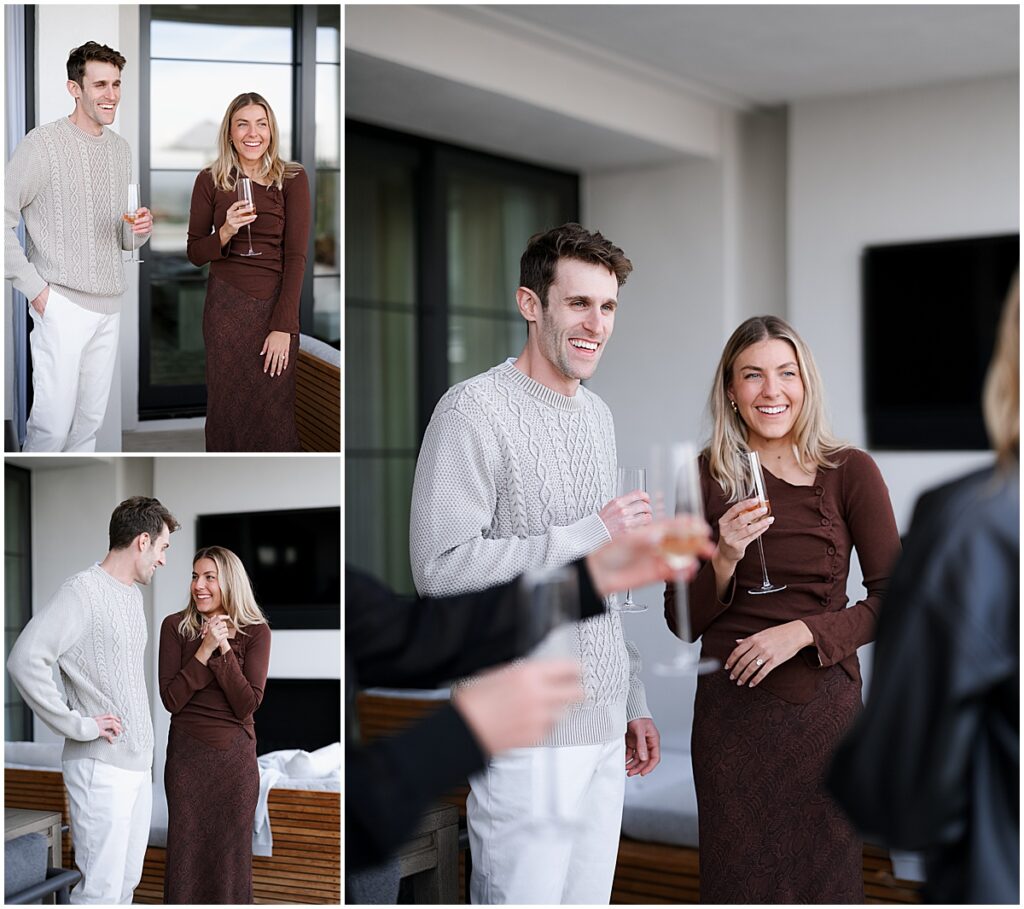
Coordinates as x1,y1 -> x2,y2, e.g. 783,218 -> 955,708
621,748 -> 699,848
5,833 -> 47,897
299,333 -> 341,368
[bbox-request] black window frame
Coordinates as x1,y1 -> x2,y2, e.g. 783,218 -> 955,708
345,120 -> 579,591
5,464 -> 34,741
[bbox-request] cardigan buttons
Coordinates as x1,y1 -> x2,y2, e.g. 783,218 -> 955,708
820,518 -> 831,527
814,485 -> 824,495
827,545 -> 836,555
821,596 -> 831,606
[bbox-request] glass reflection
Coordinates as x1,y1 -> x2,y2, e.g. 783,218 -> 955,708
315,65 -> 340,167
313,276 -> 340,347
150,61 -> 293,170
149,281 -> 208,386
151,6 -> 293,62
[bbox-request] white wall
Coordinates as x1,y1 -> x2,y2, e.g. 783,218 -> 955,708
789,74 -> 1018,462
584,157 -> 730,751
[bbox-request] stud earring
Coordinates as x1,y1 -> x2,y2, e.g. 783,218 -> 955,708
729,399 -> 738,413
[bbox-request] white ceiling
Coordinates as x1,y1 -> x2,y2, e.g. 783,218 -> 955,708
454,4 -> 1019,106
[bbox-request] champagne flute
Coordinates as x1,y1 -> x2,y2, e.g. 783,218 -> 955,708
123,183 -> 143,264
745,451 -> 786,595
613,466 -> 648,614
236,177 -> 261,257
519,565 -> 582,834
651,443 -> 719,676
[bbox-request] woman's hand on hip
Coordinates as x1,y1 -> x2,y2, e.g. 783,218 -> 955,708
725,620 -> 815,687
261,331 -> 291,376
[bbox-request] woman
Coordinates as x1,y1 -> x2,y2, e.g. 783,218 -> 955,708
187,92 -> 310,451
159,546 -> 272,904
666,316 -> 900,902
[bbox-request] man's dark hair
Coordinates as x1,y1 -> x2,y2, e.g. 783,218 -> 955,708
67,42 -> 126,88
108,497 -> 179,551
519,222 -> 633,308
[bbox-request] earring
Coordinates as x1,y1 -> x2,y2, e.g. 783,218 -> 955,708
729,399 -> 738,413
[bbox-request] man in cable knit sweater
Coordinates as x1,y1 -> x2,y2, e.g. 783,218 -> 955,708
8,496 -> 178,904
410,223 -> 660,903
5,41 -> 153,452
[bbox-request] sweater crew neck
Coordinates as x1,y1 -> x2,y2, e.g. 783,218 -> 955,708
498,359 -> 585,412
60,116 -> 113,144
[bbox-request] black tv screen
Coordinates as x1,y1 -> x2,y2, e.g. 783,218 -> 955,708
196,507 -> 340,629
863,234 -> 1018,450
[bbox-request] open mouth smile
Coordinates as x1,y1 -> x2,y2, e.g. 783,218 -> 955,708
755,405 -> 788,415
569,338 -> 599,353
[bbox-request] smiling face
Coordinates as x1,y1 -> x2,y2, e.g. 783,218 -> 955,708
191,557 -> 226,617
135,526 -> 170,586
68,60 -> 121,130
728,338 -> 805,448
230,103 -> 272,167
523,258 -> 618,393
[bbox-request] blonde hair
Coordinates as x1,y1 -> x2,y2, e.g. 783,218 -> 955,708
982,274 -> 1019,466
706,315 -> 848,502
177,546 -> 268,641
208,92 -> 303,192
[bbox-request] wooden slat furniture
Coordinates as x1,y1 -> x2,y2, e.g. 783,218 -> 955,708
5,769 -> 339,904
135,788 -> 340,904
295,345 -> 340,452
5,807 -> 63,869
5,769 -> 72,871
398,803 -> 460,903
356,691 -> 923,905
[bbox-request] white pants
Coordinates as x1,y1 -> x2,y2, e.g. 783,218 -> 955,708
467,739 -> 626,904
24,289 -> 120,452
62,759 -> 151,905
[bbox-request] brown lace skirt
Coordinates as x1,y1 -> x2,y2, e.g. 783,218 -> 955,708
165,724 -> 259,904
691,665 -> 863,903
203,273 -> 301,452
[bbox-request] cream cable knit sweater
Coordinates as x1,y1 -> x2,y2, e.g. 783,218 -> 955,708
5,117 -> 148,315
7,564 -> 154,772
411,359 -> 651,746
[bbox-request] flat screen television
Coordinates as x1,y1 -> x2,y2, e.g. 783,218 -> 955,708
195,507 -> 340,629
862,233 -> 1018,450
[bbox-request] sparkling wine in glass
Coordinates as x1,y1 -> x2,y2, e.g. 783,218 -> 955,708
614,466 -> 648,614
236,177 -> 261,257
651,443 -> 719,676
123,183 -> 143,263
745,451 -> 786,595
519,565 -> 582,834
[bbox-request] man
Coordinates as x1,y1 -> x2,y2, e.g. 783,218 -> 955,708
8,496 -> 179,904
5,41 -> 153,452
410,222 -> 659,904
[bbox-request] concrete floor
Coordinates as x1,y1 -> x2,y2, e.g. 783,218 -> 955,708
121,428 -> 206,452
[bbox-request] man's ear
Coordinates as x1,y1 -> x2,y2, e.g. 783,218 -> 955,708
136,532 -> 151,553
516,286 -> 540,326
67,80 -> 81,103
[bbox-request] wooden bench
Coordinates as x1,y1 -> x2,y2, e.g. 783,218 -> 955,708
295,344 -> 340,452
356,691 -> 923,904
5,769 -> 339,904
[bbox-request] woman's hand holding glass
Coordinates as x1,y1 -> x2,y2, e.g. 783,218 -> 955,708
261,330 -> 291,376
714,497 -> 774,567
219,200 -> 257,247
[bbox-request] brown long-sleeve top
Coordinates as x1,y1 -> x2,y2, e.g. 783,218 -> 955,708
158,612 -> 271,748
186,167 -> 310,334
666,448 -> 900,704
